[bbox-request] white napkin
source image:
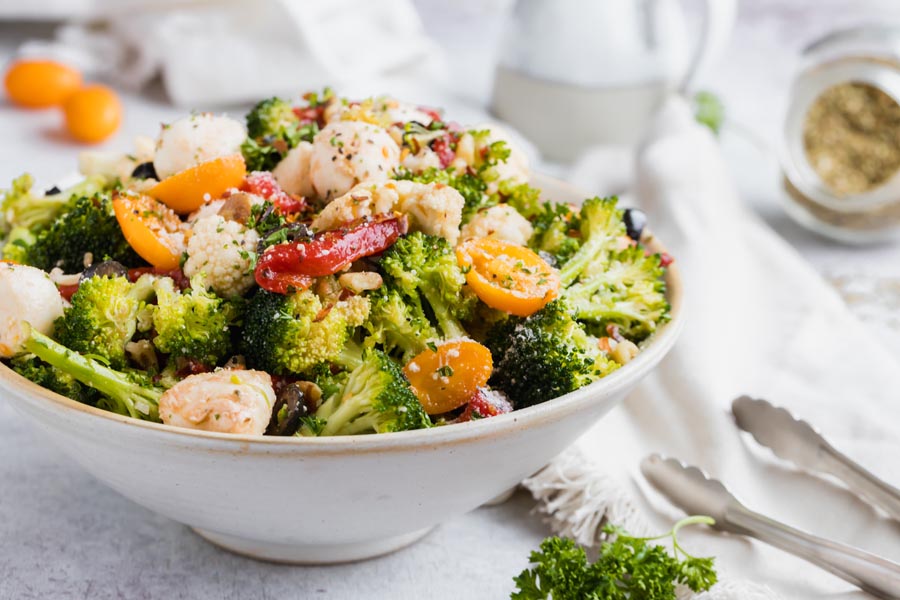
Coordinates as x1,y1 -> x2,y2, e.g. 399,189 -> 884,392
528,97 -> 900,598
18,0 -> 445,107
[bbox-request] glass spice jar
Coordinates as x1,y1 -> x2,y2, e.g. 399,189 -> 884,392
782,25 -> 900,244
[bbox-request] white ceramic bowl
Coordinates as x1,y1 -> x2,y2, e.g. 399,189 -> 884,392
0,175 -> 683,564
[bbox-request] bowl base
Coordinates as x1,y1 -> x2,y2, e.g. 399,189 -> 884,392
191,526 -> 433,564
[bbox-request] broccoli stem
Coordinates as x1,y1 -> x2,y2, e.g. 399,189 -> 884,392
335,340 -> 364,371
422,288 -> 466,339
316,359 -> 378,435
319,398 -> 373,436
558,233 -> 614,287
129,272 -> 157,302
574,304 -> 647,325
564,274 -> 608,302
23,328 -> 162,421
14,196 -> 68,230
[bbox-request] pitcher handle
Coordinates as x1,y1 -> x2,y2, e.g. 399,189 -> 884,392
677,0 -> 737,91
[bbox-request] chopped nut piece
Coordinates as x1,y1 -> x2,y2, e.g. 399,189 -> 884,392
125,339 -> 158,371
611,339 -> 639,365
217,192 -> 256,224
338,271 -> 383,294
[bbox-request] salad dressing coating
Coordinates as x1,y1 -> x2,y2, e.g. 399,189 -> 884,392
0,89 -> 671,437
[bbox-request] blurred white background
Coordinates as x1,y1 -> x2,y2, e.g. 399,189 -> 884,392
1,4 -> 899,599
2,0 -> 897,349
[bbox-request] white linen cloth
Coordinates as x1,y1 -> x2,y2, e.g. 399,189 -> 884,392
17,0 -> 445,107
527,97 -> 900,598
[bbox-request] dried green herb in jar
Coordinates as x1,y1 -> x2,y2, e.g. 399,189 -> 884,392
803,82 -> 900,196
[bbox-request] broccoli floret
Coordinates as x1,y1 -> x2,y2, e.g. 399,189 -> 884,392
9,354 -> 99,405
246,97 -> 301,141
312,349 -> 431,435
151,276 -> 235,366
241,97 -> 318,172
379,232 -> 474,339
496,178 -> 542,219
308,362 -> 350,401
55,274 -> 156,370
565,246 -> 670,341
1,173 -> 109,234
303,87 -> 335,108
486,299 -> 618,408
25,193 -> 142,272
528,202 -> 583,266
241,288 -> 370,375
527,196 -> 670,341
556,196 -> 626,287
22,328 -> 162,420
240,138 -> 281,174
474,132 -> 512,167
362,285 -> 440,363
1,226 -> 36,263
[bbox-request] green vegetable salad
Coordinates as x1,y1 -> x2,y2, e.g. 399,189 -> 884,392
0,90 -> 671,437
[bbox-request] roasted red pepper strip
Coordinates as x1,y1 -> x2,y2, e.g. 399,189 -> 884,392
255,214 -> 407,294
242,171 -> 305,216
431,132 -> 457,168
57,283 -> 79,301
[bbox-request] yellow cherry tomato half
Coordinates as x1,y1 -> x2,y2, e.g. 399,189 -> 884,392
403,340 -> 493,415
456,237 -> 560,317
112,192 -> 185,270
63,84 -> 122,143
4,59 -> 82,108
148,154 -> 247,214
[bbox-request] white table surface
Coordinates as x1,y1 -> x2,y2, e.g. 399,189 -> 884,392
1,4 -> 899,599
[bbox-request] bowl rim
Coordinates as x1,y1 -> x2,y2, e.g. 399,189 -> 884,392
0,174 -> 683,451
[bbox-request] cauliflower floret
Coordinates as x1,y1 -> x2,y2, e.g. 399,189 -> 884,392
153,114 -> 246,180
401,147 -> 442,172
309,121 -> 400,200
159,369 -> 275,435
79,135 -> 156,182
187,199 -> 225,224
452,124 -> 530,194
272,141 -> 314,198
460,204 -> 534,247
183,215 -> 260,298
376,97 -> 435,126
312,180 -> 464,245
0,263 -> 65,358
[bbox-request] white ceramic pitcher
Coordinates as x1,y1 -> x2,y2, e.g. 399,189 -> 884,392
491,0 -> 737,161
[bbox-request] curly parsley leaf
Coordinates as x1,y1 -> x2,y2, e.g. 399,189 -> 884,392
511,516 -> 717,600
693,91 -> 725,135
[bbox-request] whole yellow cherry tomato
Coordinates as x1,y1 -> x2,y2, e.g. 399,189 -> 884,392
63,84 -> 122,144
4,59 -> 82,108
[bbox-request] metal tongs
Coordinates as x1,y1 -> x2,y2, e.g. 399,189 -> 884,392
640,396 -> 900,599
731,396 -> 900,521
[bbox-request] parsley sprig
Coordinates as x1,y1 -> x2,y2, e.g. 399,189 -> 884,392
512,516 -> 718,599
